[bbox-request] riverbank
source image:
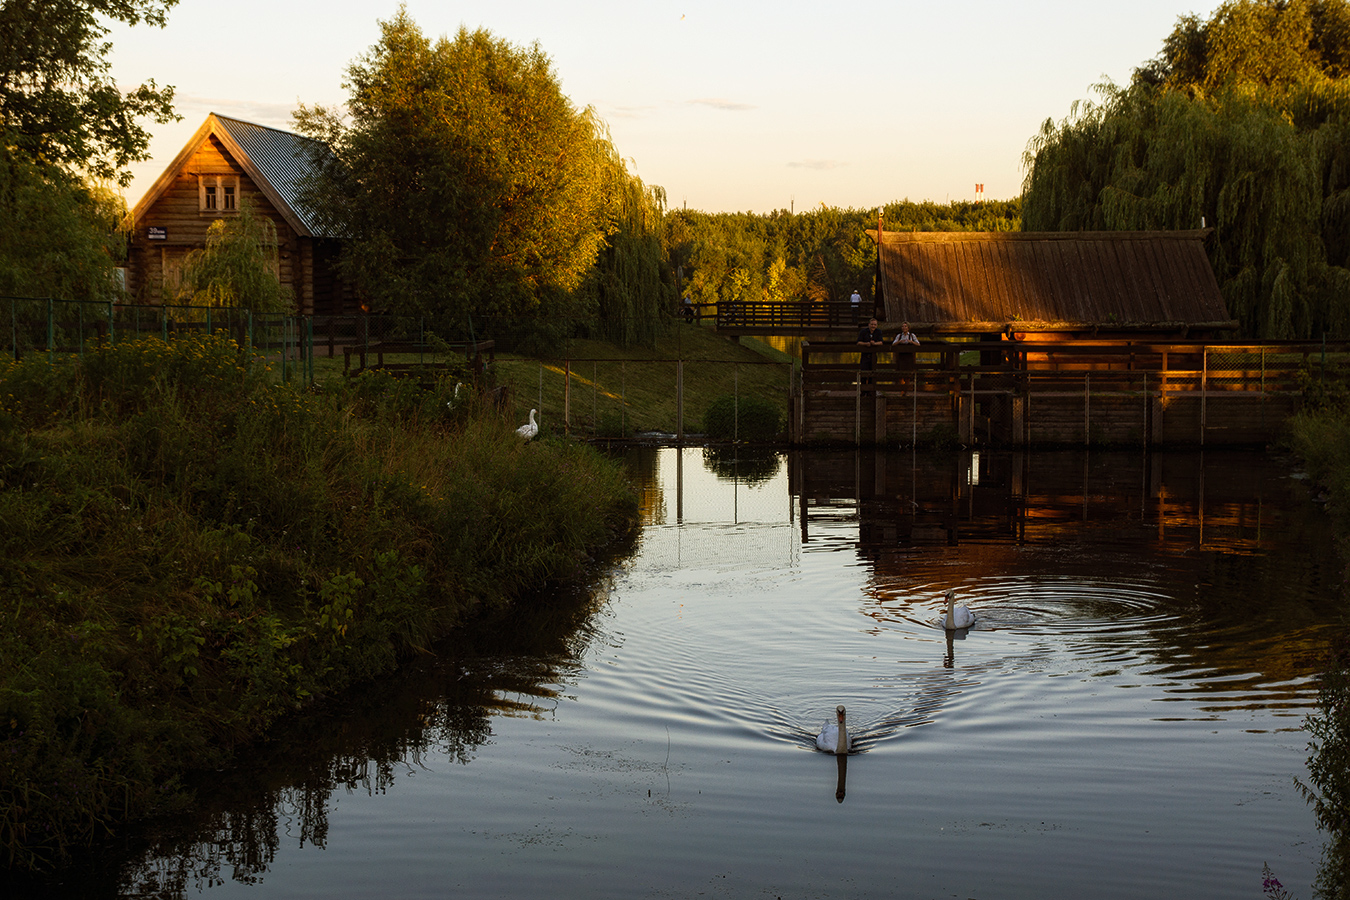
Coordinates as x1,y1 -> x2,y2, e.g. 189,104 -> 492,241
0,335 -> 639,871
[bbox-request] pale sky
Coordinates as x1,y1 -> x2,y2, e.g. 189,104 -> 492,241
107,0 -> 1221,214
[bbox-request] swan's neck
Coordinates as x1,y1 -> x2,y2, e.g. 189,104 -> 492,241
946,595 -> 955,626
835,716 -> 848,754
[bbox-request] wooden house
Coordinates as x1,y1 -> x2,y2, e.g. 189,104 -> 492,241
124,113 -> 352,315
870,229 -> 1237,341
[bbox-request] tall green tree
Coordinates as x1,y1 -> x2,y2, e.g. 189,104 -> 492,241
1023,0 -> 1350,339
0,0 -> 179,185
0,144 -> 125,302
295,8 -> 614,324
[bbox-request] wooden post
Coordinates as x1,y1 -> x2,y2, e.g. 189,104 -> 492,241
564,360 -> 571,435
1200,347 -> 1207,446
1142,372 -> 1148,446
1084,372 -> 1090,447
677,360 -> 685,443
855,373 -> 861,446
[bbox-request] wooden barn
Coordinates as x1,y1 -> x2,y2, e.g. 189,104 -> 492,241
124,113 -> 351,315
870,229 -> 1238,340
792,230 -> 1325,447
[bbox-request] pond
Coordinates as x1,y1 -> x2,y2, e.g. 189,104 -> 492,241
35,447 -> 1348,898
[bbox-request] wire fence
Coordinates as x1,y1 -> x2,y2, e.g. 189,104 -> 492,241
2,298 -> 795,440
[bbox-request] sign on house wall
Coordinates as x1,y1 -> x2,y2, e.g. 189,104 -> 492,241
147,226 -> 167,241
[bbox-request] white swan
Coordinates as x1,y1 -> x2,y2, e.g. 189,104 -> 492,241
516,408 -> 538,439
939,589 -> 975,630
816,705 -> 852,754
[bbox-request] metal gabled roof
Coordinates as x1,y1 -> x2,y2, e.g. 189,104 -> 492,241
130,113 -> 338,239
212,115 -> 336,238
873,230 -> 1236,332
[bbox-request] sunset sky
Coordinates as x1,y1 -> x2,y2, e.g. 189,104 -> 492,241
107,0 -> 1222,213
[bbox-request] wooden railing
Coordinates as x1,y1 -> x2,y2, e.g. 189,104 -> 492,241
796,338 -> 1349,446
717,300 -> 866,331
800,339 -> 1340,391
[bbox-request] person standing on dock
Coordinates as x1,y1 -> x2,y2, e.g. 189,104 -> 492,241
857,317 -> 884,378
850,288 -> 862,321
892,322 -> 919,346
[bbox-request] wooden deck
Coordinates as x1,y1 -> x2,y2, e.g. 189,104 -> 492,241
792,339 -> 1342,447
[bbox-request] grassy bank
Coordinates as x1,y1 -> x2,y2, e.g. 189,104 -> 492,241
0,335 -> 638,871
315,322 -> 797,438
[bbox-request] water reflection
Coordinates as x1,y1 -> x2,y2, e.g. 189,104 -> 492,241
67,581 -> 620,899
24,447 -> 1343,900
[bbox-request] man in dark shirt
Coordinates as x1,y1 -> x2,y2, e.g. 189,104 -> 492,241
857,317 -> 884,375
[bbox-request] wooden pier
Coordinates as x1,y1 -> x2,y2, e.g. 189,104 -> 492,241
792,338 -> 1343,447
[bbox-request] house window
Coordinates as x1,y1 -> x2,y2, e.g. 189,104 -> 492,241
199,175 -> 239,212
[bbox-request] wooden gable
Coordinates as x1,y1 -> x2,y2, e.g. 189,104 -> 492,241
124,114 -> 349,316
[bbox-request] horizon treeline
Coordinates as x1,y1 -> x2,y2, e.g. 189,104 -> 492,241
663,198 -> 1021,310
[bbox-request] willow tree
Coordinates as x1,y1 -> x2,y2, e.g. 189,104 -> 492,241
179,202 -> 292,313
579,133 -> 670,348
294,9 -> 612,325
1023,0 -> 1350,338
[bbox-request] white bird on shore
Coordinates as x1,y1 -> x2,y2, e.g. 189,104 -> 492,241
939,589 -> 975,630
517,408 -> 538,439
816,705 -> 852,755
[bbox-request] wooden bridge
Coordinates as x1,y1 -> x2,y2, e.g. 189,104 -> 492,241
693,300 -> 869,336
791,338 -> 1342,447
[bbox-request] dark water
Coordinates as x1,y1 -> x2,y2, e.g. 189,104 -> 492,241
31,448 -> 1349,898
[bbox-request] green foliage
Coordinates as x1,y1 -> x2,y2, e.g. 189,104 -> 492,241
0,145 -> 126,302
666,200 -> 1021,312
1136,0 -> 1350,93
294,9 -> 614,323
178,201 -> 294,313
1024,1 -> 1350,339
0,0 -> 179,185
574,132 -> 672,348
700,447 -> 782,485
702,393 -> 782,442
0,334 -> 638,870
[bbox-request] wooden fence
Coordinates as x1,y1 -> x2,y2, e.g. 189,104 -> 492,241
794,338 -> 1344,447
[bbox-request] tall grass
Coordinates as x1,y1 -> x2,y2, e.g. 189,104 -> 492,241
0,335 -> 638,871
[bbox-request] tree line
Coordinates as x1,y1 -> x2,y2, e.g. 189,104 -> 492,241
1022,0 -> 1350,339
5,1 -> 1348,344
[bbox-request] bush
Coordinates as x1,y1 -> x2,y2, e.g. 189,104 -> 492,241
701,394 -> 781,442
0,336 -> 638,871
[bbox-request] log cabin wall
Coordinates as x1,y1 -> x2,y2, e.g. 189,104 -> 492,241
126,115 -> 346,316
127,134 -> 302,304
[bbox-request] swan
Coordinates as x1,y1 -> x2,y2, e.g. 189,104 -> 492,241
816,705 -> 852,755
516,408 -> 538,439
939,589 -> 975,630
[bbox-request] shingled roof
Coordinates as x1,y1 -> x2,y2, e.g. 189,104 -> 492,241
871,230 -> 1236,333
130,113 -> 336,238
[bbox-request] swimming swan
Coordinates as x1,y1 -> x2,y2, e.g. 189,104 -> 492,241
939,589 -> 975,630
816,705 -> 852,754
516,408 -> 538,439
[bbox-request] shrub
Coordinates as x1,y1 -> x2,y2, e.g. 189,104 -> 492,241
701,394 -> 781,442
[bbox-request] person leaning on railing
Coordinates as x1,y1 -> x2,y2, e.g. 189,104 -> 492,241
857,317 -> 884,379
892,321 -> 919,380
892,322 -> 919,347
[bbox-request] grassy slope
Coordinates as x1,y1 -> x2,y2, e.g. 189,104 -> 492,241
312,322 -> 796,438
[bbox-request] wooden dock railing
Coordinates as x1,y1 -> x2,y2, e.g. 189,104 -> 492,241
796,338 -> 1346,447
